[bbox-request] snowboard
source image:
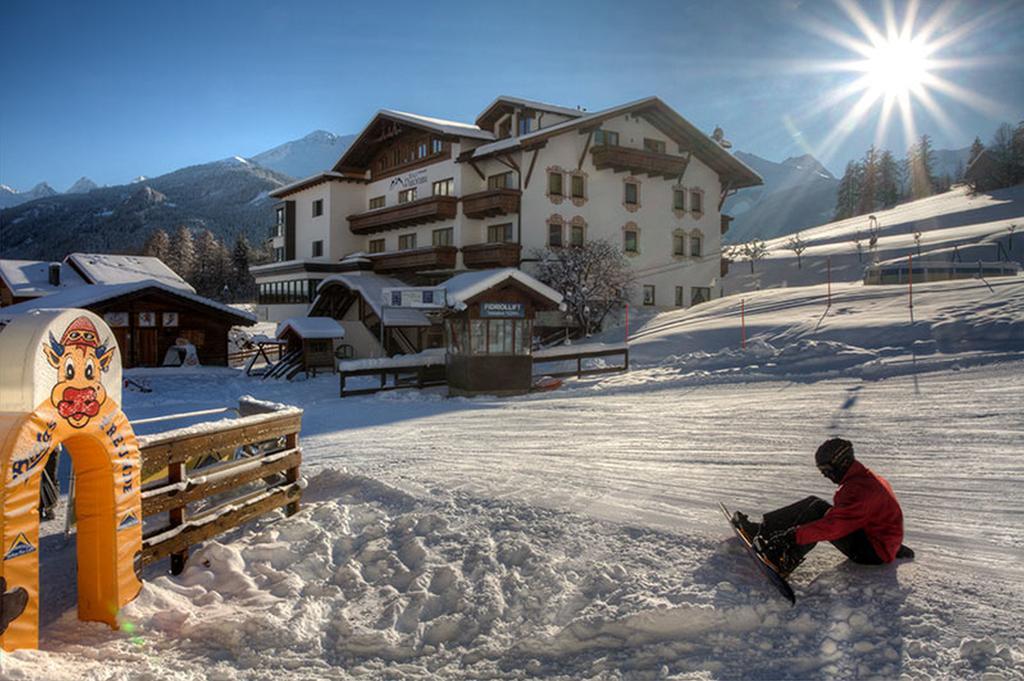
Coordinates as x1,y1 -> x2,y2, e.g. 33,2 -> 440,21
719,502 -> 796,605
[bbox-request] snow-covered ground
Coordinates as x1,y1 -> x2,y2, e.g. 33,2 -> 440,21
2,274 -> 1023,679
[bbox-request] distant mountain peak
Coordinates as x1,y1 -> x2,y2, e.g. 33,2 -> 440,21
780,154 -> 833,177
66,176 -> 99,194
251,130 -> 356,179
131,175 -> 148,183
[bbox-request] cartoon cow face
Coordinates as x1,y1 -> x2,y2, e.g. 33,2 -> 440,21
42,316 -> 114,429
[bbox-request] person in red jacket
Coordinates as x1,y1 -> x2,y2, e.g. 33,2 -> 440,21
734,438 -> 913,576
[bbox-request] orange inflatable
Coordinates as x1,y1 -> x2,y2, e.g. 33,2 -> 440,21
0,309 -> 142,651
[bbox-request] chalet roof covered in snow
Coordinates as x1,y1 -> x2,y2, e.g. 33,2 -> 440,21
268,170 -> 370,199
0,259 -> 88,298
475,96 -> 586,128
463,96 -> 763,189
276,317 -> 345,340
65,253 -> 194,292
315,272 -> 431,327
0,280 -> 256,325
441,268 -> 565,310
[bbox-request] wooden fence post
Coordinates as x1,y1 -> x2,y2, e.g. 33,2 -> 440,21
168,460 -> 188,575
285,430 -> 300,517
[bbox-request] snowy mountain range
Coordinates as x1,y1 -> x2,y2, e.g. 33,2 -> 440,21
251,130 -> 357,179
0,181 -> 59,209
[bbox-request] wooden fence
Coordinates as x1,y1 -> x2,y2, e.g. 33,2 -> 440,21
227,344 -> 285,368
531,343 -> 630,379
137,398 -> 303,574
339,363 -> 447,397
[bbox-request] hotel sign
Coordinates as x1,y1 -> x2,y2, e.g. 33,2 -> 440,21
382,287 -> 447,309
389,169 -> 429,190
480,302 -> 525,318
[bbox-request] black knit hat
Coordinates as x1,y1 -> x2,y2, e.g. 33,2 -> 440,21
815,438 -> 855,482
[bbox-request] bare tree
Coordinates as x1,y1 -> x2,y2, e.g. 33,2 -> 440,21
785,232 -> 808,269
533,239 -> 634,336
1008,223 -> 1017,252
742,240 -> 769,274
913,229 -> 923,257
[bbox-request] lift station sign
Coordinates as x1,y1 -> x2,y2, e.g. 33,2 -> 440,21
480,302 -> 525,318
382,287 -> 447,309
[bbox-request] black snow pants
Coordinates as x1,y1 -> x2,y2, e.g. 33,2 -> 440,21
761,495 -> 884,565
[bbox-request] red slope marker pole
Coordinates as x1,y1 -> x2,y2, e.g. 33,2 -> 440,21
741,298 -> 746,349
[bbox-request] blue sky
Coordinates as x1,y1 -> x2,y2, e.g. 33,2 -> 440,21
1,0 -> 1022,192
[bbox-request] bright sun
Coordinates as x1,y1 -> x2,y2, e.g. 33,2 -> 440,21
863,37 -> 931,98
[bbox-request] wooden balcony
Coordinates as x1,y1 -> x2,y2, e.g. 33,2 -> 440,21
348,195 -> 458,235
590,144 -> 689,179
461,242 -> 522,269
461,188 -> 521,219
370,246 -> 458,274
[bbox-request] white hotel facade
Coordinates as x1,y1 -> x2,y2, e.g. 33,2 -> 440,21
252,96 -> 761,325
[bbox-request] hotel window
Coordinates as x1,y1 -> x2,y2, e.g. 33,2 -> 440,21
274,207 -> 285,234
673,232 -> 686,256
643,285 -> 656,306
433,178 -> 454,196
432,227 -> 453,247
690,189 -> 703,214
571,174 -> 585,200
570,223 -> 585,247
594,129 -> 619,146
488,172 -> 513,190
624,181 -> 639,206
399,233 -> 417,250
624,229 -> 638,254
273,247 -> 285,262
418,142 -> 428,158
673,189 -> 686,211
691,234 -> 703,257
675,286 -> 684,307
369,238 -> 385,253
312,240 -> 323,257
488,223 -> 514,243
518,116 -> 532,135
369,196 -> 385,209
644,138 -> 667,154
548,171 -> 563,196
399,188 -> 417,204
431,138 -> 443,154
548,222 -> 563,248
691,287 -> 710,306
312,199 -> 324,217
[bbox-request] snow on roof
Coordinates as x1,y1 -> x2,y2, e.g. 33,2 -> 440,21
379,109 -> 494,141
476,96 -> 586,123
0,280 -> 256,325
315,272 -> 431,327
276,317 -> 346,340
442,268 -> 564,310
0,259 -> 88,297
268,171 -> 367,198
66,253 -> 194,292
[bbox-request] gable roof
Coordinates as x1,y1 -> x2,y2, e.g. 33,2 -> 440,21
0,259 -> 88,298
0,280 -> 256,326
269,170 -> 370,198
65,253 -> 194,292
462,97 -> 763,190
442,268 -> 564,310
276,317 -> 345,340
475,96 -> 585,129
331,109 -> 494,173
314,272 -> 432,327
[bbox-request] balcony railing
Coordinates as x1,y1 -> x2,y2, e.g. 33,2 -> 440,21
348,195 -> 458,235
369,246 -> 458,273
461,188 -> 521,219
461,242 -> 522,269
590,144 -> 689,179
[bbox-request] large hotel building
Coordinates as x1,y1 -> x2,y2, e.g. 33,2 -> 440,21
252,96 -> 761,349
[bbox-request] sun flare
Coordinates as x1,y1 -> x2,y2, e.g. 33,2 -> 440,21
862,36 -> 931,99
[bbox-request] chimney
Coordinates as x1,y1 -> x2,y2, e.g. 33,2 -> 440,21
48,262 -> 61,287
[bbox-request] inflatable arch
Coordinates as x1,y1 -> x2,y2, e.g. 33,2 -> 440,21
0,309 -> 142,651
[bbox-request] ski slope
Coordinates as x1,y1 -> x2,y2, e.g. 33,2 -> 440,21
2,275 -> 1022,680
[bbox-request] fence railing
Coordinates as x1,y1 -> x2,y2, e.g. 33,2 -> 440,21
227,344 -> 285,368
137,397 -> 303,574
532,343 -> 630,379
339,363 -> 447,397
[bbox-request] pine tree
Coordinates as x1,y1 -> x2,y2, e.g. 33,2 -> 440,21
168,225 -> 196,281
142,228 -> 171,262
193,229 -> 230,299
908,134 -> 936,200
969,136 -> 985,165
878,150 -> 901,208
834,161 -> 862,220
857,146 -> 881,214
231,235 -> 255,301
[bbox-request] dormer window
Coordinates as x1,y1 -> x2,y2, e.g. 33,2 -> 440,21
518,116 -> 532,135
432,138 -> 443,154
